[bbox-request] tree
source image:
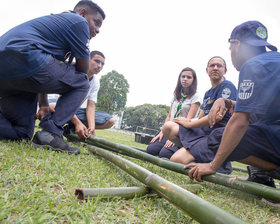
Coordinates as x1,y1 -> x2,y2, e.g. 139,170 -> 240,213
121,104 -> 169,132
96,70 -> 129,114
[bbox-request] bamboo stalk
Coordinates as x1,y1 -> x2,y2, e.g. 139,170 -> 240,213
75,184 -> 204,201
130,145 -> 248,173
68,134 -> 280,202
75,186 -> 151,200
87,145 -> 247,224
232,166 -> 247,173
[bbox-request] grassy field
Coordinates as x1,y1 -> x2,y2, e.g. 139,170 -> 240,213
0,129 -> 280,223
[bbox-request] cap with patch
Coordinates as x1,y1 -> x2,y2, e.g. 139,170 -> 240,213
229,20 -> 277,51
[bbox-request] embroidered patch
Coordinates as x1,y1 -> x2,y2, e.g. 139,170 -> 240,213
256,26 -> 267,39
238,80 -> 254,100
221,88 -> 231,99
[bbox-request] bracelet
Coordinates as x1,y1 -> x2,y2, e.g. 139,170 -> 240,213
209,162 -> 217,172
225,99 -> 234,115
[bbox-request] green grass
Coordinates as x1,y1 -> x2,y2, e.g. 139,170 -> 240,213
0,129 -> 279,223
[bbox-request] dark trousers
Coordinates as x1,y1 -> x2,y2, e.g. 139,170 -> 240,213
0,57 -> 89,140
146,135 -> 179,159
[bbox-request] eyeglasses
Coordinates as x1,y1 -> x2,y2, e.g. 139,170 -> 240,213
208,63 -> 224,68
228,38 -> 239,43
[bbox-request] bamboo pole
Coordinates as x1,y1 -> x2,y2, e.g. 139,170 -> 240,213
68,134 -> 280,202
75,184 -> 203,200
75,186 -> 151,200
232,166 -> 247,173
87,145 -> 247,224
129,145 -> 248,173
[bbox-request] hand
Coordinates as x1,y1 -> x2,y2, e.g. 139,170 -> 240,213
75,123 -> 88,139
184,163 -> 216,182
172,117 -> 192,128
164,140 -> 175,148
34,106 -> 55,120
88,126 -> 96,137
208,98 -> 227,128
151,131 -> 163,143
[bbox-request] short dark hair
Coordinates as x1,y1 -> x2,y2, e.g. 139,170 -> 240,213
90,50 -> 105,59
174,67 -> 197,101
74,0 -> 105,20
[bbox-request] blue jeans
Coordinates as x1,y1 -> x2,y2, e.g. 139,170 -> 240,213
73,108 -> 112,126
0,57 -> 89,140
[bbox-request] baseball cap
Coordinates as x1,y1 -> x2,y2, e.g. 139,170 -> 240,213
229,20 -> 277,51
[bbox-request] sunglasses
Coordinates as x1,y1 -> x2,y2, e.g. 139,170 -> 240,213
208,63 -> 224,68
228,38 -> 239,43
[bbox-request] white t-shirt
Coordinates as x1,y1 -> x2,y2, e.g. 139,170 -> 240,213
170,92 -> 201,119
80,75 -> 100,108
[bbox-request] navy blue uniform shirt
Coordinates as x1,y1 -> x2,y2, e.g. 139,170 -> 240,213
0,12 -> 90,81
202,80 -> 237,121
235,51 -> 280,155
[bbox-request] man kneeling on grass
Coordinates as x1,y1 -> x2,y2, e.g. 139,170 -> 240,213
0,1 -> 105,155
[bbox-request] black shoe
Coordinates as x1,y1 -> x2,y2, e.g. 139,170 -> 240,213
267,167 -> 280,180
32,130 -> 80,155
63,124 -> 78,142
247,166 -> 276,188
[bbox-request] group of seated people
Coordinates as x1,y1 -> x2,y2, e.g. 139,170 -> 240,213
146,53 -> 279,187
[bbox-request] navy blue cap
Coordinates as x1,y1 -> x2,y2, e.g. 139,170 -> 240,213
229,20 -> 277,51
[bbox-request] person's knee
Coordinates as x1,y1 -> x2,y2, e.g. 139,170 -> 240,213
170,152 -> 182,163
1,131 -> 30,141
103,118 -> 114,129
107,118 -> 115,128
159,149 -> 172,159
146,144 -> 160,156
162,121 -> 174,139
170,148 -> 194,164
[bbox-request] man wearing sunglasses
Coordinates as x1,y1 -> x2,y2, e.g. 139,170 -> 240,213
185,21 -> 280,184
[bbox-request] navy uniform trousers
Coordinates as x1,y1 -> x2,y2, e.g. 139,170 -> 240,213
0,57 -> 89,140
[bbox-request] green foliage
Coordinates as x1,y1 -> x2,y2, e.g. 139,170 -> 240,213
96,70 -> 129,114
121,104 -> 169,132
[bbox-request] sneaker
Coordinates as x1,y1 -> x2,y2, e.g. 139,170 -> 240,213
32,130 -> 80,155
267,167 -> 280,180
247,166 -> 276,188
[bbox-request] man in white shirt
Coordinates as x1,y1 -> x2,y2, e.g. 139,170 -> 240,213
58,51 -> 114,138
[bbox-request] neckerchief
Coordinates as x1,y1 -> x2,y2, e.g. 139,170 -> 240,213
174,90 -> 188,118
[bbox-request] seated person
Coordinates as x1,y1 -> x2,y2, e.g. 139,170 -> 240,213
163,56 -> 237,174
146,67 -> 201,159
185,21 -> 280,184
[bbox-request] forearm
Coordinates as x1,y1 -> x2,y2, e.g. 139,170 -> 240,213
86,107 -> 95,129
186,103 -> 200,120
211,112 -> 249,170
86,101 -> 95,129
71,114 -> 83,126
188,115 -> 209,128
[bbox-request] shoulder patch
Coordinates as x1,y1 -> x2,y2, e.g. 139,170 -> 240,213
238,80 -> 254,100
222,88 -> 231,99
